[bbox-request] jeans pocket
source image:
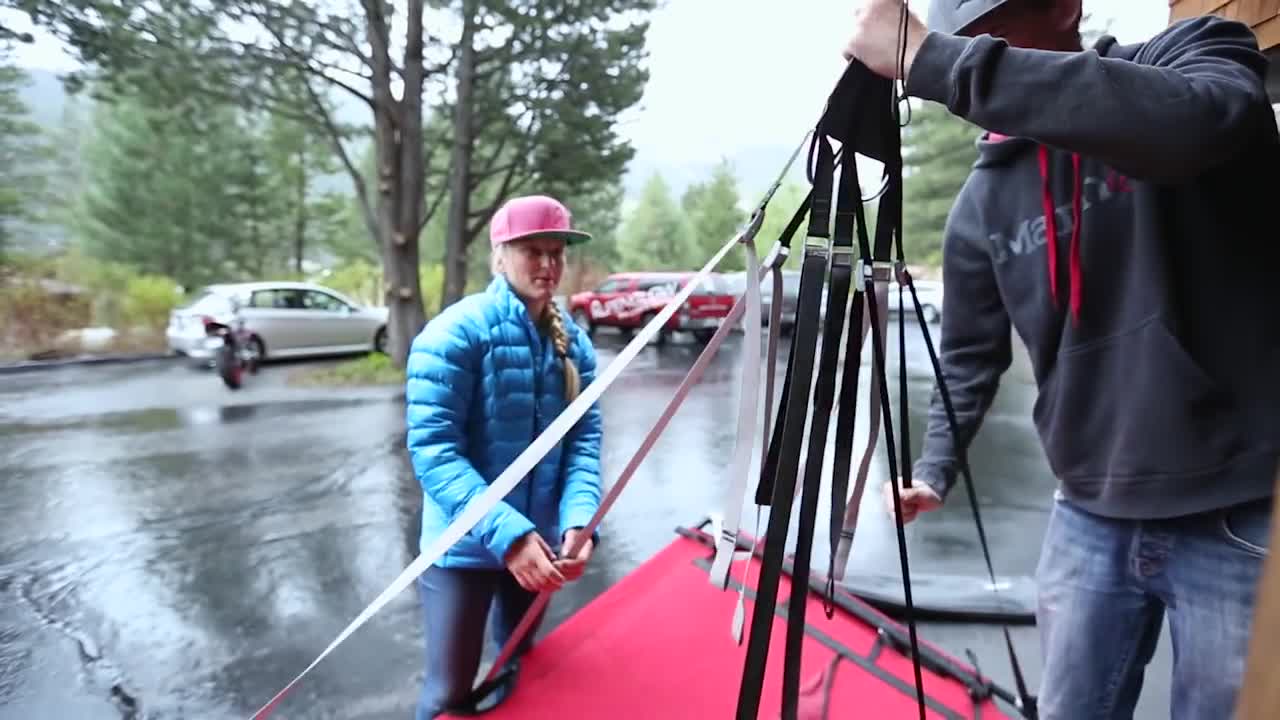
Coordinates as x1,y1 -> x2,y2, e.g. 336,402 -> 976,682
1219,497 -> 1273,558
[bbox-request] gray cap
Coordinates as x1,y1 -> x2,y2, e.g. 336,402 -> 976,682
926,0 -> 1015,35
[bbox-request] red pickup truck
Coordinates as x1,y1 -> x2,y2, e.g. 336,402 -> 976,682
567,271 -> 735,344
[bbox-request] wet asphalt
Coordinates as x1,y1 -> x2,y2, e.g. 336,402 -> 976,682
0,322 -> 1172,719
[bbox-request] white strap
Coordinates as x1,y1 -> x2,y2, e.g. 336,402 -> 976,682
729,257 -> 789,643
832,276 -> 889,581
249,227 -> 745,720
708,231 -> 764,589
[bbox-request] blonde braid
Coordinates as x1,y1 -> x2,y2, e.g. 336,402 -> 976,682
544,304 -> 581,402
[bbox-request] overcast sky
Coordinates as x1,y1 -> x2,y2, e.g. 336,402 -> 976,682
4,0 -> 1173,167
617,0 -> 1172,166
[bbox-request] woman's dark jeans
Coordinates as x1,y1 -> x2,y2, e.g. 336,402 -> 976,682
414,565 -> 544,720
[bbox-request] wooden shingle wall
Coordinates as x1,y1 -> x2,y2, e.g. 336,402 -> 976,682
1168,0 -> 1280,49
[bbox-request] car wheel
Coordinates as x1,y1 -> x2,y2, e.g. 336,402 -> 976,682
246,336 -> 265,373
643,312 -> 667,346
373,326 -> 388,354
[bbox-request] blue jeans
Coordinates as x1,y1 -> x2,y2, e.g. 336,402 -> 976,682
414,565 -> 545,720
1035,491 -> 1272,719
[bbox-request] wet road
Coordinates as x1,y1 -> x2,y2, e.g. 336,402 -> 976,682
0,323 -> 1171,719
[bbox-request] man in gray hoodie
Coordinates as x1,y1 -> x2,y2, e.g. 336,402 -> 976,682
844,0 -> 1280,717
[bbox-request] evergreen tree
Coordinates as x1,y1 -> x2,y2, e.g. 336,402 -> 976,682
258,105 -> 346,274
682,158 -> 747,271
0,43 -> 49,261
900,100 -> 981,266
436,0 -> 656,306
38,91 -> 92,250
559,179 -> 625,291
70,92 -> 274,289
618,172 -> 694,271
22,0 -> 447,364
753,179 -> 807,269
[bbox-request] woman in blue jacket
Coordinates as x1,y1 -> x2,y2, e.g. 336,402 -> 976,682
404,194 -> 603,719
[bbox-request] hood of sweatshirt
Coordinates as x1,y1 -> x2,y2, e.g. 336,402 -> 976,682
976,131 -> 1084,325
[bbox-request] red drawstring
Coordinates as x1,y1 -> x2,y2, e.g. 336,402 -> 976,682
1037,146 -> 1083,326
1037,147 -> 1059,310
1069,152 -> 1082,325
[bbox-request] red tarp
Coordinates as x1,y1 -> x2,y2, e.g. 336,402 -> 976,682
443,527 -> 1014,719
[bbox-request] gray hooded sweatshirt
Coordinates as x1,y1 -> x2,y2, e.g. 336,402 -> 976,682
904,15 -> 1280,519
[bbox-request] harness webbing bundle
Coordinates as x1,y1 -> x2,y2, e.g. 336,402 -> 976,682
733,20 -> 1038,720
249,8 -> 1037,719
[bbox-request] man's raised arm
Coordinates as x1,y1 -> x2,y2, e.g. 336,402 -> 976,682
903,14 -> 1272,183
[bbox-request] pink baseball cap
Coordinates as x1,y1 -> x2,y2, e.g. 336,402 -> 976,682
489,195 -> 592,249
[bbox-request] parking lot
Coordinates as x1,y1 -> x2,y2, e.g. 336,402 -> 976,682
0,329 -> 1172,719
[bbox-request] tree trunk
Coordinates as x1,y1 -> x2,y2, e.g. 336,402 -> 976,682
366,0 -> 427,367
294,147 -> 306,274
442,0 -> 477,309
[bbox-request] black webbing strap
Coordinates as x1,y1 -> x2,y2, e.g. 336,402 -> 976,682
825,167 -> 894,613
736,139 -> 835,720
878,62 -> 1037,718
752,188 -> 812,501
781,117 -> 860,714
739,39 -> 1037,720
896,229 -> 1039,720
737,58 -> 896,720
755,176 -> 832,506
857,133 -> 928,720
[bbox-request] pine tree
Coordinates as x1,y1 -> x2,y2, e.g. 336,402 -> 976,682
900,100 -> 982,265
618,172 -> 695,271
0,44 -> 49,261
682,158 -> 747,271
22,0 -> 447,364
70,92 -> 278,289
257,104 -> 345,275
437,0 -> 656,306
561,179 -> 625,291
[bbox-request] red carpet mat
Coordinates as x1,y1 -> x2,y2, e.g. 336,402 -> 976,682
442,527 -> 1013,719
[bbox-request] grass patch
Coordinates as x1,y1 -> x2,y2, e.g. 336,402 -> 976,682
289,352 -> 405,387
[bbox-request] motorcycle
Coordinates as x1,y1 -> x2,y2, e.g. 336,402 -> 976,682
202,300 -> 259,390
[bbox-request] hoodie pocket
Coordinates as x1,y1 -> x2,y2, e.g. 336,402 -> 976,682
1032,317 -> 1243,481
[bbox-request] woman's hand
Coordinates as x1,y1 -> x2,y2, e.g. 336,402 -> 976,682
556,528 -> 595,581
504,531 -> 565,593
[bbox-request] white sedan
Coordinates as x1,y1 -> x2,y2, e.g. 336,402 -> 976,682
885,279 -> 944,323
166,281 -> 389,362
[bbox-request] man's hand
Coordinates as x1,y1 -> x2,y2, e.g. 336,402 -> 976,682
882,478 -> 943,524
556,528 -> 595,582
842,0 -> 929,81
504,531 -> 565,593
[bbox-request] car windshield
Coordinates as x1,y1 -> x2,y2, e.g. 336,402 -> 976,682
691,274 -> 733,296
177,288 -> 234,314
720,273 -> 746,295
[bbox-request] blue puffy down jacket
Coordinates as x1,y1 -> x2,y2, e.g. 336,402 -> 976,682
405,275 -> 603,569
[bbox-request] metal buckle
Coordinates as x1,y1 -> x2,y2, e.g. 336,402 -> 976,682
738,208 -> 765,246
893,260 -> 911,285
830,245 -> 856,268
803,236 -> 831,256
870,260 -> 893,283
